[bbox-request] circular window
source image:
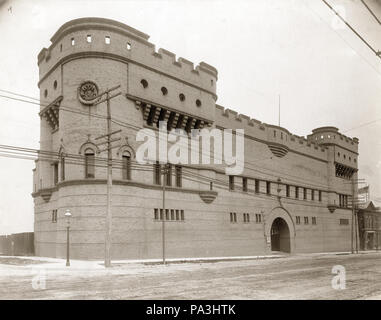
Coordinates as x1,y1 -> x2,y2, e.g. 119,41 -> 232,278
161,87 -> 168,95
140,79 -> 148,88
54,80 -> 57,90
196,99 -> 202,107
44,89 -> 48,98
179,93 -> 185,101
78,81 -> 99,105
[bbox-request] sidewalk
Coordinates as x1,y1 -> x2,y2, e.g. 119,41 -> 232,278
2,250 -> 378,269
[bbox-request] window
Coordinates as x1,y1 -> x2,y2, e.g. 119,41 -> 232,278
273,130 -> 276,138
243,213 -> 250,223
295,186 -> 299,199
127,42 -> 131,50
154,208 -> 185,221
60,44 -> 62,52
105,36 -> 110,44
286,185 -> 290,197
44,89 -> 48,98
53,163 -> 58,185
339,194 -> 349,208
175,165 -> 182,187
296,216 -> 300,225
122,152 -> 131,180
230,212 -> 237,223
255,213 -> 262,223
340,218 -> 349,225
303,188 -> 307,200
60,156 -> 65,181
266,181 -> 271,195
242,177 -> 248,192
229,176 -> 234,191
87,35 -> 92,43
304,216 -> 309,225
196,99 -> 202,107
85,148 -> 95,178
52,209 -> 57,223
319,190 -> 322,202
255,179 -> 260,193
161,87 -> 168,95
71,38 -> 75,46
140,79 -> 148,88
311,190 -> 315,201
312,217 -> 316,225
154,161 -> 161,185
165,164 -> 172,186
179,93 -> 185,101
54,80 -> 58,90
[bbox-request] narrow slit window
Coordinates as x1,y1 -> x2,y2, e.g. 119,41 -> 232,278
71,38 -> 75,46
127,42 -> 131,50
229,176 -> 234,191
242,177 -> 248,192
105,36 -> 111,44
122,152 -> 131,180
175,165 -> 182,187
85,148 -> 95,178
154,161 -> 161,185
87,35 -> 92,43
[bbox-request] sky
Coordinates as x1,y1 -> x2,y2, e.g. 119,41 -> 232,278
0,0 -> 380,234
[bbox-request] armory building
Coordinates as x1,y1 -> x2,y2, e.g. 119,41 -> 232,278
33,18 -> 359,259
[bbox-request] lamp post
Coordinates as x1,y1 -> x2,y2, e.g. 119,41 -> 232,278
65,209 -> 72,267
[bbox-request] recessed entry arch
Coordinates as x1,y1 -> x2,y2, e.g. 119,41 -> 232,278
264,207 -> 296,253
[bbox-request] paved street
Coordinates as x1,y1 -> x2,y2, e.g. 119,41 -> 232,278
0,252 -> 380,299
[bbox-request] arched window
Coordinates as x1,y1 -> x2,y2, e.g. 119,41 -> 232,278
122,151 -> 131,180
85,148 -> 95,178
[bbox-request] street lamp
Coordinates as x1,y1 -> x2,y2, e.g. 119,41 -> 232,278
64,209 -> 72,267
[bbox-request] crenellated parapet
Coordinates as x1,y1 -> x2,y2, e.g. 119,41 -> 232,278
215,104 -> 328,161
307,127 -> 359,154
37,17 -> 217,95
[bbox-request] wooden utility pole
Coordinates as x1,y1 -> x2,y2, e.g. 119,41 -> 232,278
161,163 -> 171,265
94,85 -> 121,268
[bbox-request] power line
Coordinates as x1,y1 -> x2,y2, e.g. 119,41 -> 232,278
321,0 -> 381,59
0,89 -> 363,189
361,0 -> 381,26
304,1 -> 381,79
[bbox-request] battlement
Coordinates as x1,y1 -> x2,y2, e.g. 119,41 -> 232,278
37,17 -> 217,94
307,126 -> 359,154
215,104 -> 328,161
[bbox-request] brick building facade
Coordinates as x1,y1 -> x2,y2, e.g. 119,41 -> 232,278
33,18 -> 359,259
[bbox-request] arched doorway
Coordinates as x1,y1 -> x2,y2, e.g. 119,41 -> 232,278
270,217 -> 290,253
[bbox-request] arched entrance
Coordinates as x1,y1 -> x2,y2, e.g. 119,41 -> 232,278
270,217 -> 290,253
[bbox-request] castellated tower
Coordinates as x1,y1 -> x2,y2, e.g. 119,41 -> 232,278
34,18 -> 217,258
33,18 -> 359,260
307,127 -> 359,211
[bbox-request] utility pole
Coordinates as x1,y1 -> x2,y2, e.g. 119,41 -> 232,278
94,85 -> 121,268
346,178 -> 365,254
161,163 -> 171,265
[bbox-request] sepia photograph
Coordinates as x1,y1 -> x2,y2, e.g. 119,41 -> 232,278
0,0 -> 380,308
